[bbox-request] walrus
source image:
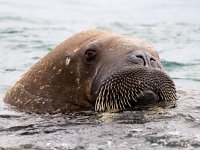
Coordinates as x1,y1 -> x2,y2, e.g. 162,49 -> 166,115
3,30 -> 177,113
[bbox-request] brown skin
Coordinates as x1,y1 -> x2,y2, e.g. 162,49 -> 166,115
3,30 -> 172,113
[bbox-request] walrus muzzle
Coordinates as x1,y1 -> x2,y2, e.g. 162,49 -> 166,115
92,51 -> 177,112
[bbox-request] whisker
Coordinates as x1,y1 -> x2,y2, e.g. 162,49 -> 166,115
95,68 -> 177,112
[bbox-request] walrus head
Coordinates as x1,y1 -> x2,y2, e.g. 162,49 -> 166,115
4,30 -> 177,113
71,30 -> 177,112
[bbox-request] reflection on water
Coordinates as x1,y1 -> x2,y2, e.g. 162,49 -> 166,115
0,0 -> 200,149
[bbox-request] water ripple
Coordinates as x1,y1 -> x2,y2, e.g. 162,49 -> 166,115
162,60 -> 200,69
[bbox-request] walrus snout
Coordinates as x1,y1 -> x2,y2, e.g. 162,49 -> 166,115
93,67 -> 177,112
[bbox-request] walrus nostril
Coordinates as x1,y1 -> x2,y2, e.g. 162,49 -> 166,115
129,51 -> 147,66
135,54 -> 146,66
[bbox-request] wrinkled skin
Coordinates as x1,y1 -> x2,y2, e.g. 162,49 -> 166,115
3,30 -> 177,113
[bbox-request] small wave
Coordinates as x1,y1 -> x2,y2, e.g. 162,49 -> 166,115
163,61 -> 189,68
0,114 -> 21,119
0,16 -> 50,24
162,60 -> 200,69
32,44 -> 54,51
173,77 -> 200,82
3,68 -> 23,72
0,29 -> 24,34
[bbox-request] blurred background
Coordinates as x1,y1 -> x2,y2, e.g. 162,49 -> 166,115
0,0 -> 200,149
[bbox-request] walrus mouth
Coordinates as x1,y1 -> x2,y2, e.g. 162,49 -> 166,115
94,67 -> 177,112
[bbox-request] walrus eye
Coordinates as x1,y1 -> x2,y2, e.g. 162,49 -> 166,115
84,49 -> 98,64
